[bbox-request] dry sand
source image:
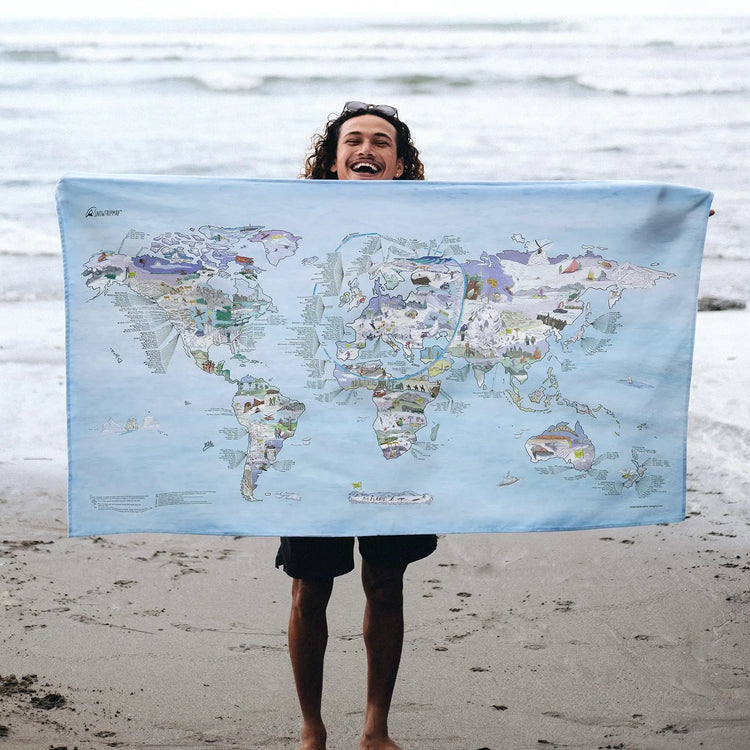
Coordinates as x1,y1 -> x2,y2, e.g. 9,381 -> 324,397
1,292 -> 748,749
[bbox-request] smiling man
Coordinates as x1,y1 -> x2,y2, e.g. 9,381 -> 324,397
302,100 -> 425,182
277,102 -> 434,750
331,113 -> 404,179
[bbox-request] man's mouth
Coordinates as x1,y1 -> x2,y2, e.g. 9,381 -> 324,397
350,161 -> 381,175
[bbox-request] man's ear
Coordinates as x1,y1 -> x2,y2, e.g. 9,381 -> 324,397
395,158 -> 404,178
330,160 -> 338,174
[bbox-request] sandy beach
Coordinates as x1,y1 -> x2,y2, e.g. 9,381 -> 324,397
1,11 -> 749,747
1,262 -> 748,749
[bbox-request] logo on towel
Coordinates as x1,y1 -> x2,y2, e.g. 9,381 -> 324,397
85,207 -> 123,218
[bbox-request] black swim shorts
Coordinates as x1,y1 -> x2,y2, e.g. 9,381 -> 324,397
275,535 -> 438,579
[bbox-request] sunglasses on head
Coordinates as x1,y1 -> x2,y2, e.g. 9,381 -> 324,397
342,101 -> 399,119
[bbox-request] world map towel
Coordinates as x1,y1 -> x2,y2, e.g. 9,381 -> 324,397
56,176 -> 712,537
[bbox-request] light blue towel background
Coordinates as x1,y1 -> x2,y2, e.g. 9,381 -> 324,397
57,177 -> 712,536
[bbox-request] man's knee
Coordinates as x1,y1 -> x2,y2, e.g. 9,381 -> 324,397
291,577 -> 334,618
361,563 -> 405,610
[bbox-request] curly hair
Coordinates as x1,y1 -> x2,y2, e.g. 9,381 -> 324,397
302,108 -> 425,181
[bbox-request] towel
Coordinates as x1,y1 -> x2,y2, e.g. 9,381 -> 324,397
56,176 -> 712,536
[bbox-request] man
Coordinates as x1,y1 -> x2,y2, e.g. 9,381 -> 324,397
275,102 -> 436,750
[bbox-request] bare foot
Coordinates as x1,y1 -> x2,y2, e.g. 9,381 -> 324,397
299,722 -> 327,750
359,733 -> 402,750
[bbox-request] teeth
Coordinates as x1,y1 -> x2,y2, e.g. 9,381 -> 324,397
352,161 -> 379,173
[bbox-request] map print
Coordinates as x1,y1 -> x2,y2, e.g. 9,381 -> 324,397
83,225 -> 670,500
57,177 -> 712,536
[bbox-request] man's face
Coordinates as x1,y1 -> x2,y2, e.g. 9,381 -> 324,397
330,114 -> 404,181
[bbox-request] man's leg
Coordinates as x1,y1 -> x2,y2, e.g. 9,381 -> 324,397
360,560 -> 407,750
288,576 -> 334,750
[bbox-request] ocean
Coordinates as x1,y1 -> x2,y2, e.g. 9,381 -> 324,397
1,15 -> 748,302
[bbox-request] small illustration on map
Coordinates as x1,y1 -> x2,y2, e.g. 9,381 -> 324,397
525,420 -> 595,471
622,458 -> 648,488
101,413 -> 162,435
349,490 -> 433,505
497,472 -> 521,487
617,376 -> 654,389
